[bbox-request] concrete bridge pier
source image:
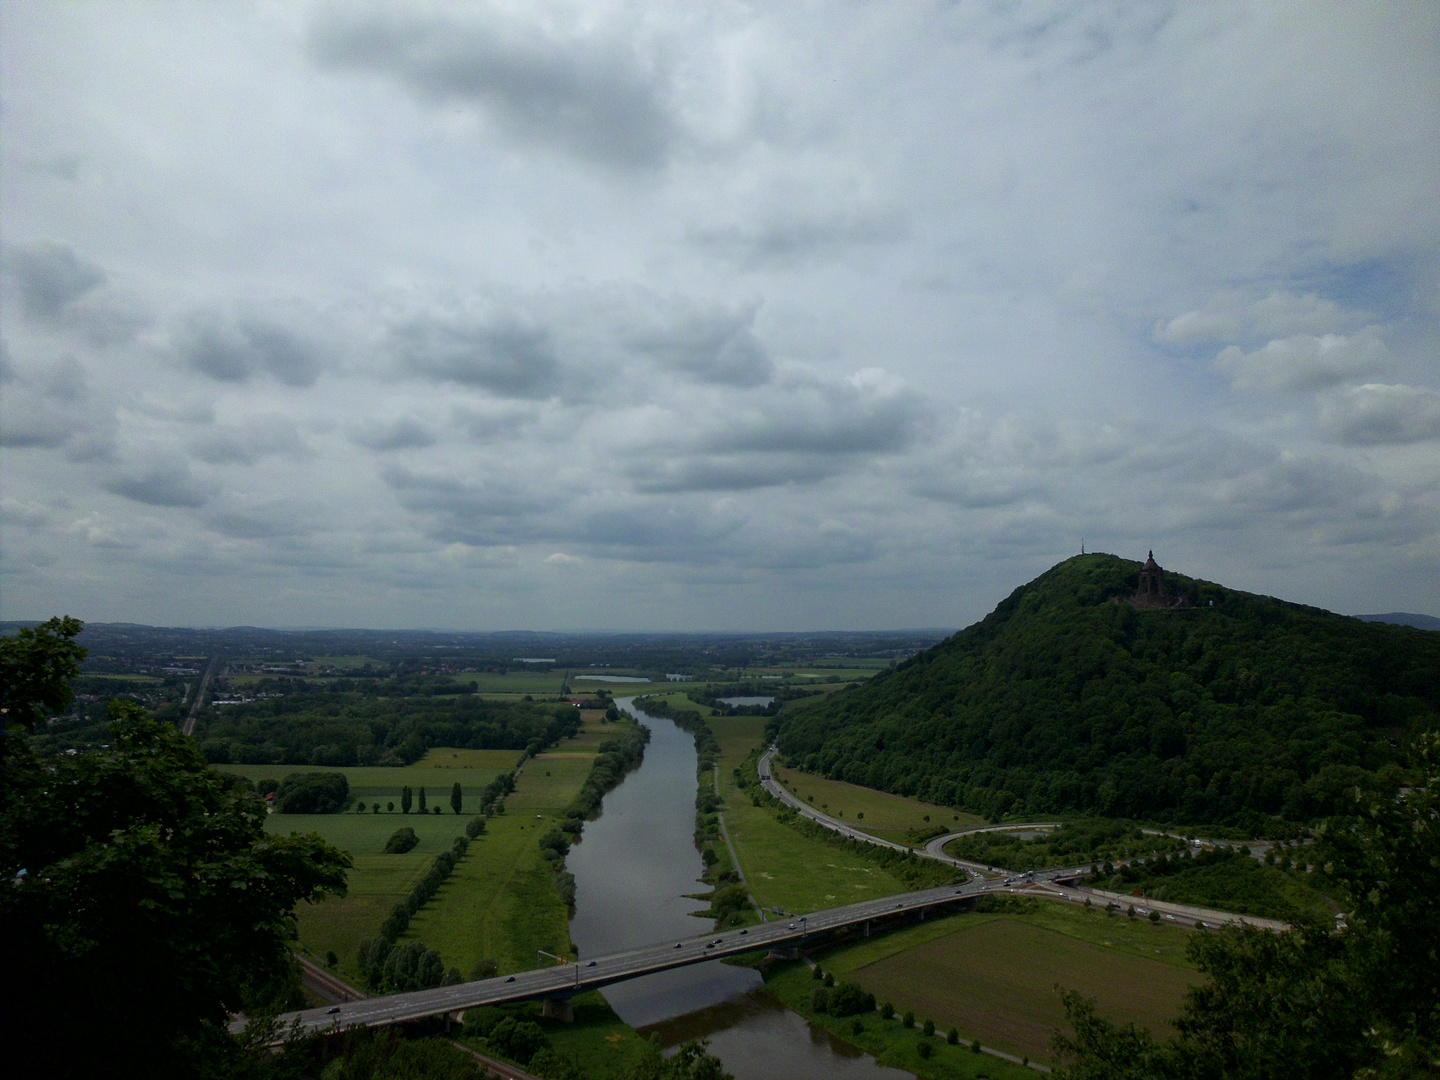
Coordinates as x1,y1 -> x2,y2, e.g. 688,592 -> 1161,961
541,996 -> 575,1023
863,920 -> 870,938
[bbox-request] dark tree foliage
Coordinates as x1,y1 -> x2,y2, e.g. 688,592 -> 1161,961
1053,731 -> 1440,1079
194,688 -> 573,767
779,554 -> 1439,827
2,664 -> 350,1080
320,1028 -> 490,1080
450,780 -> 462,814
0,615 -> 85,739
383,826 -> 419,854
274,770 -> 350,813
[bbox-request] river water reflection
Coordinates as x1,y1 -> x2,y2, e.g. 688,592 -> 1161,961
562,699 -> 915,1080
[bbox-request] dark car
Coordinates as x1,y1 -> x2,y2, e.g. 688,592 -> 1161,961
505,976 -> 515,982
586,960 -> 596,967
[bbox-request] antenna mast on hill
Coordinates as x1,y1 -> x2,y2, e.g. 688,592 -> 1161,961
1081,538 -> 1085,554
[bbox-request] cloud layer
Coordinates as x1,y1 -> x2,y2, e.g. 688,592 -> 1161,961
2,1 -> 1437,629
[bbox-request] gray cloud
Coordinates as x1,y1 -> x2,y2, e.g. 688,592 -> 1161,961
1215,329 -> 1393,392
207,507 -> 309,540
187,417 -> 309,465
178,311 -> 326,387
394,317 -> 560,399
1,241 -> 148,344
382,465 -> 557,545
624,304 -> 773,387
350,415 -> 438,451
630,370 -> 924,493
310,8 -> 676,168
692,206 -> 906,267
103,455 -> 211,508
3,241 -> 105,324
0,356 -> 115,456
1320,383 -> 1440,445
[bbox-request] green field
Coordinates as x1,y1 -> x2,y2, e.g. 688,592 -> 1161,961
773,764 -> 985,835
236,718 -> 614,982
763,958 -> 1035,1080
404,715 -> 622,973
783,901 -> 1199,1066
401,805 -> 572,976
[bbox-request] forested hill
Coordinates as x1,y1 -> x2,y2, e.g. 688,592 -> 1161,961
778,554 -> 1440,831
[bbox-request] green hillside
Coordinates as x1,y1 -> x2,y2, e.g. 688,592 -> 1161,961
778,554 -> 1440,830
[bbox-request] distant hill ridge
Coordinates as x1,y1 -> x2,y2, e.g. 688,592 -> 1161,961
778,553 -> 1440,829
1358,612 -> 1440,632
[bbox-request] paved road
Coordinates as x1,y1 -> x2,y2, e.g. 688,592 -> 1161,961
759,747 -> 1288,925
181,655 -> 218,737
246,878 -> 989,1042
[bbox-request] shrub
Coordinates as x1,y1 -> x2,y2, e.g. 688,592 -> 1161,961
923,1018 -> 935,1037
972,1039 -> 981,1053
811,987 -> 831,1013
902,1010 -> 915,1029
487,1017 -> 549,1064
383,826 -> 419,854
917,1040 -> 933,1059
827,982 -> 876,1017
881,1001 -> 895,1020
947,1027 -> 959,1045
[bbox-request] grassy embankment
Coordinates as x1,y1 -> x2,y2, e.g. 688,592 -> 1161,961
772,762 -> 985,837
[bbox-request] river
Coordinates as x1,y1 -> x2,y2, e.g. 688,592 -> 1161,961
562,698 -> 916,1080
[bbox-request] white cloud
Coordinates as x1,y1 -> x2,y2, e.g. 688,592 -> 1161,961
1215,329 -> 1394,392
1156,291 -> 1354,347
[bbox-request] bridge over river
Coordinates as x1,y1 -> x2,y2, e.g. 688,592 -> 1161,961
252,743 -> 1288,1044
250,877 -> 992,1042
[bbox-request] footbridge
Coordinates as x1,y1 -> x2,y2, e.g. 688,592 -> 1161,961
248,878 -> 990,1042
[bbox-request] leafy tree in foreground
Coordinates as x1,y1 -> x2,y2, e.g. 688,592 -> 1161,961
1053,730 -> 1440,1079
1,619 -> 351,1079
0,615 -> 85,741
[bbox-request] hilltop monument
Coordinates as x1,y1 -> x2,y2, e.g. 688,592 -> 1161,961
1129,550 -> 1188,609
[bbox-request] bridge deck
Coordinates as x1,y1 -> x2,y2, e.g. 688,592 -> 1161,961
247,879 -> 984,1041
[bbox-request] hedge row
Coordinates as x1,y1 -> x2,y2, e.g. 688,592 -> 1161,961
357,834 -> 471,991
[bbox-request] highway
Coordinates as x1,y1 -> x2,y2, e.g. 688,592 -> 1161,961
758,747 -> 1288,922
181,655 -> 218,737
247,878 -> 989,1042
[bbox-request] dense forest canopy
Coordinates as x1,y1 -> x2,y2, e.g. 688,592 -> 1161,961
192,685 -> 580,766
779,554 -> 1440,830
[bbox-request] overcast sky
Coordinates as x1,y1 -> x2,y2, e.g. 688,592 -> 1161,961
3,1 -> 1437,631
